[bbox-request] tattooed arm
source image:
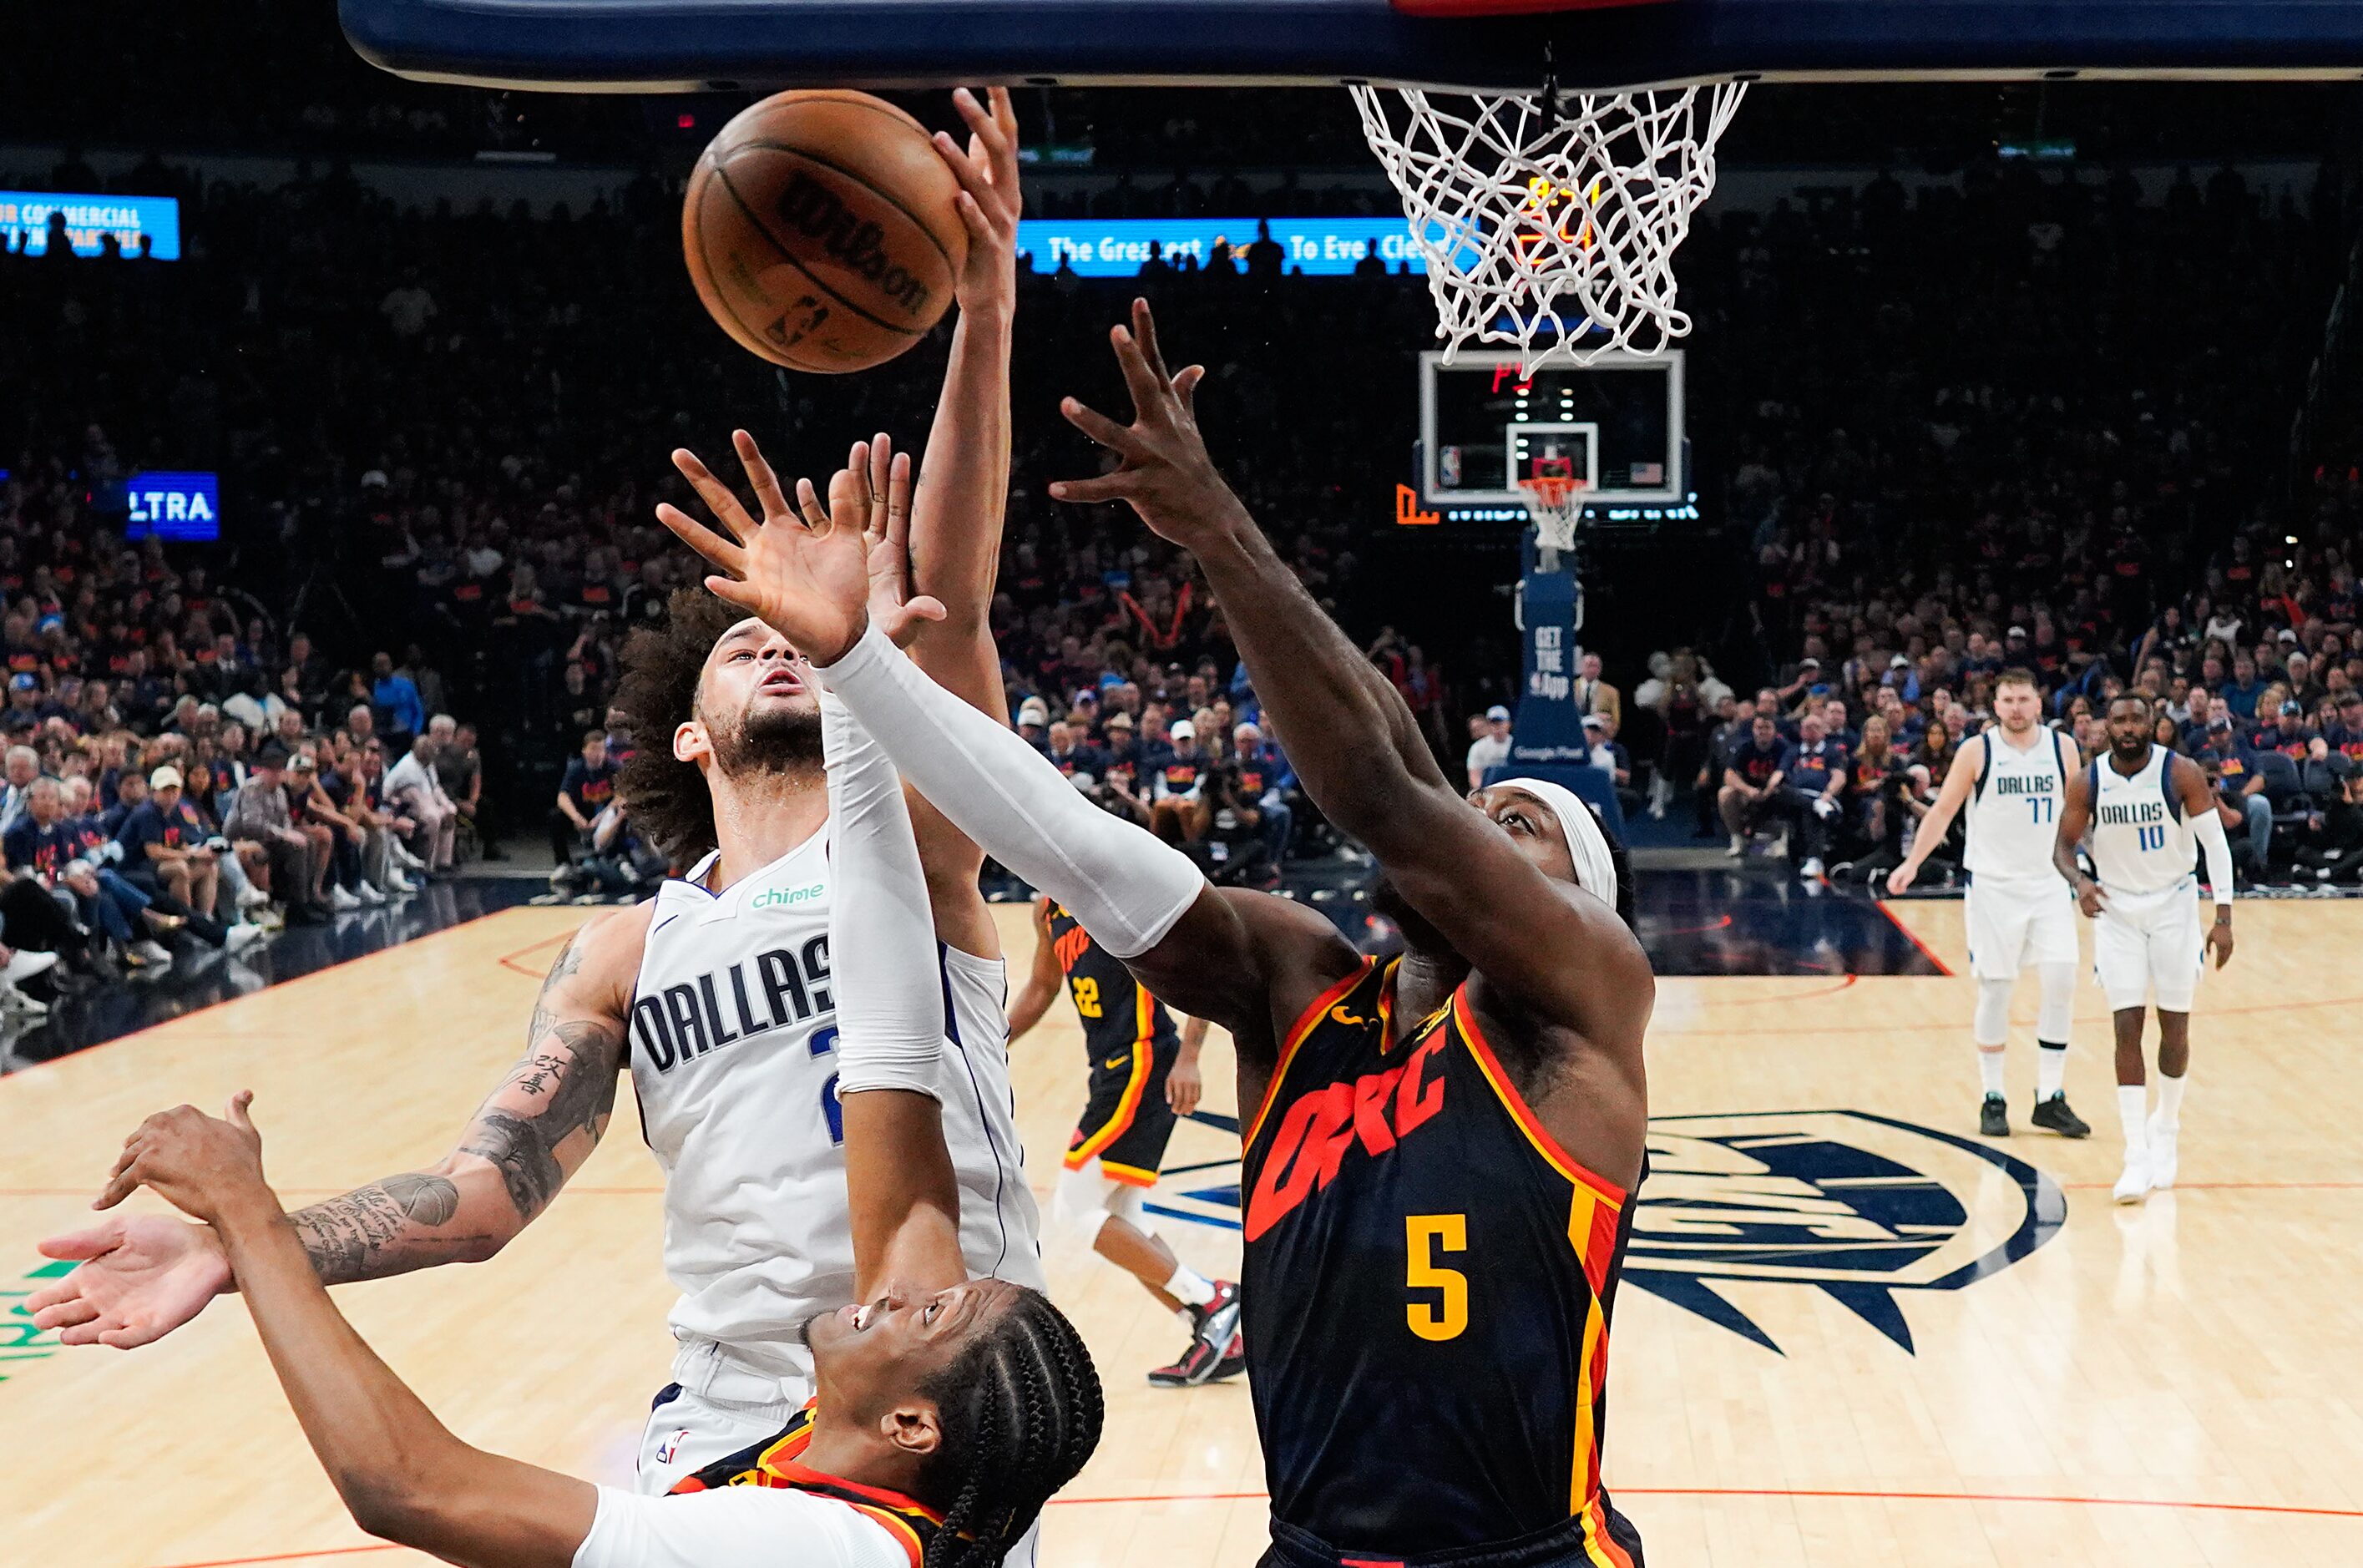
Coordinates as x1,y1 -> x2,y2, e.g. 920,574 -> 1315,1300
31,906 -> 648,1348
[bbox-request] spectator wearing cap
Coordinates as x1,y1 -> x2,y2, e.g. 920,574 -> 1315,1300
2264,698 -> 2316,761
1150,717 -> 1212,845
1465,704 -> 1512,791
2333,691 -> 2363,765
117,765 -> 221,919
225,744 -> 332,923
1015,695 -> 1051,754
1067,687 -> 1102,741
1094,711 -> 1149,827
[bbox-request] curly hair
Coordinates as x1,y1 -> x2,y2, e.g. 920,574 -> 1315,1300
612,587 -> 746,868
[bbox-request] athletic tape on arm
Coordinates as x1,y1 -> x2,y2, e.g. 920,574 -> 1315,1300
2190,804 -> 2236,908
816,624 -> 1205,958
821,689 -> 946,1099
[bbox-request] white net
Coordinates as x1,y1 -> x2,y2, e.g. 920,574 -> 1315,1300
1353,80 -> 1745,367
1518,475 -> 1586,554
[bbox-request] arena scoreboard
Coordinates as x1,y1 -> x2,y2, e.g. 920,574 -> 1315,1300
1,191 -> 180,260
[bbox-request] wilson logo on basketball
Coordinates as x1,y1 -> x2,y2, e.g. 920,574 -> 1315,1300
1244,1034 -> 1446,1241
774,172 -> 934,317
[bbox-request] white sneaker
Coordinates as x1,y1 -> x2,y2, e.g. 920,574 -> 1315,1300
225,923 -> 269,953
2,948 -> 58,985
2147,1117 -> 2178,1191
1774,833 -> 1792,860
386,873 -> 419,896
0,982 -> 49,1017
2113,1148 -> 2151,1204
129,939 -> 175,967
1726,834 -> 1746,858
355,882 -> 388,906
330,883 -> 362,912
237,882 -> 273,913
1800,856 -> 1825,881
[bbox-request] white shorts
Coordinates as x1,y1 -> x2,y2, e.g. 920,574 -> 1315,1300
1964,878 -> 2079,981
2092,884 -> 2205,1013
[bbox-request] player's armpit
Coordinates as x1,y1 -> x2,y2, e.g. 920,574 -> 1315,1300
290,908 -> 644,1283
1121,884 -> 1359,1067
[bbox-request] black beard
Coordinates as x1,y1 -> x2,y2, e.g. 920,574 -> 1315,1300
710,702 -> 823,777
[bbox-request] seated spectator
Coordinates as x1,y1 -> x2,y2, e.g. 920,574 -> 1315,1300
1718,713 -> 1789,857
1149,717 -> 1212,845
431,716 -> 492,858
552,727 -> 618,879
288,747 -> 388,907
383,735 -> 458,874
1227,720 -> 1293,867
1465,705 -> 1511,791
1778,712 -> 1850,881
223,745 -> 332,923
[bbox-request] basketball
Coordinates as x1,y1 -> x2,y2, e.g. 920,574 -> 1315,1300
682,89 -> 968,372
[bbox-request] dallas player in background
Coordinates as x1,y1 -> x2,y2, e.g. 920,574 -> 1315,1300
1888,669 -> 2092,1140
31,88 -> 1047,1500
659,299 -> 1658,1568
2052,692 -> 2235,1204
1008,895 -> 1240,1386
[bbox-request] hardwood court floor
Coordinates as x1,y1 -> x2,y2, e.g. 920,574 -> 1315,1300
6,897 -> 2361,1568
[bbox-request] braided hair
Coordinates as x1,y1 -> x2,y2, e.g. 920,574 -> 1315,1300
913,1287 -> 1105,1568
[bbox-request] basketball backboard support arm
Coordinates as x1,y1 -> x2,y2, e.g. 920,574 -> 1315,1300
344,0 -> 2363,94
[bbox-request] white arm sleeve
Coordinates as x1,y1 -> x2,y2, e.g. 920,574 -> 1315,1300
821,690 -> 949,1100
813,624 -> 1205,959
574,1485 -> 908,1568
2190,802 -> 2236,906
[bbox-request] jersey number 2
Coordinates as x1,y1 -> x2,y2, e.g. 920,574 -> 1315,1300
1405,1213 -> 1469,1342
811,1025 -> 845,1146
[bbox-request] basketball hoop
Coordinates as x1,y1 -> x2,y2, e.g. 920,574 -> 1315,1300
1352,77 -> 1744,367
1518,472 -> 1588,554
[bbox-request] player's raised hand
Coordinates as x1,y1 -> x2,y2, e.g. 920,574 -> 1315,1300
934,87 -> 1022,314
1050,299 -> 1244,548
28,1211 -> 233,1348
657,430 -> 881,666
856,434 -> 947,650
94,1091 -> 270,1227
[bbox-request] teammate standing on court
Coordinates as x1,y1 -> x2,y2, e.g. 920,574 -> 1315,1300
659,297 -> 1657,1567
1888,670 -> 2092,1140
1008,896 -> 1240,1386
33,89 -> 1050,1501
2052,692 -> 2235,1203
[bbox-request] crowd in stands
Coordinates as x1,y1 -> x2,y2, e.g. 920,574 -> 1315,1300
1586,154 -> 2363,884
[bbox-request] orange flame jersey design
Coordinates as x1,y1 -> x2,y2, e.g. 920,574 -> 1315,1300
1238,957 -> 1645,1565
669,1402 -> 947,1568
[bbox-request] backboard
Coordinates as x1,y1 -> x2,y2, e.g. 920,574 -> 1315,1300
343,0 -> 2363,94
1419,349 -> 1680,507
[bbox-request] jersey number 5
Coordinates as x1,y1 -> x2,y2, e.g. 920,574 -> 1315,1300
1405,1213 -> 1469,1342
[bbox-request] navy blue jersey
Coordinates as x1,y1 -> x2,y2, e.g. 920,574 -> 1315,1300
1044,899 -> 1180,1080
1240,959 -> 1641,1563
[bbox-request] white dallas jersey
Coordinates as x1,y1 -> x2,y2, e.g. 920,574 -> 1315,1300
1964,725 -> 2077,885
2086,744 -> 2197,898
629,832 -> 1042,1378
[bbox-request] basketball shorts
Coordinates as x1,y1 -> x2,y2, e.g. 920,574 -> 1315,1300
1064,1043 -> 1178,1186
2092,883 -> 2205,1013
1259,1500 -> 1645,1568
1964,877 -> 2079,981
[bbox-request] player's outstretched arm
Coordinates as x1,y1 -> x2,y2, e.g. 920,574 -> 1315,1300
102,1097 -> 595,1566
823,690 -> 969,1298
1005,898 -> 1065,1044
655,450 -> 1359,1050
1888,734 -> 1982,893
1049,300 -> 1647,1044
32,910 -> 640,1349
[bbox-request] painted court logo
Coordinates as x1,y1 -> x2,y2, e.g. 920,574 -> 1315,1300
1151,1108 -> 2062,1355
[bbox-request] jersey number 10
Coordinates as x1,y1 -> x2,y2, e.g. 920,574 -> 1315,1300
2138,824 -> 2166,851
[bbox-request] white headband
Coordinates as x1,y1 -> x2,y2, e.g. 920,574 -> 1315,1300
1493,776 -> 1619,908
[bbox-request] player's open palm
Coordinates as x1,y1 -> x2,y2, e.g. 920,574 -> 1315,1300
658,430 -> 888,665
1050,298 -> 1242,547
28,1212 -> 230,1348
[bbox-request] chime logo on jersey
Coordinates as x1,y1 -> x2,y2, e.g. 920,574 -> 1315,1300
1620,1110 -> 2062,1354
630,937 -> 833,1073
1150,1107 -> 2062,1357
